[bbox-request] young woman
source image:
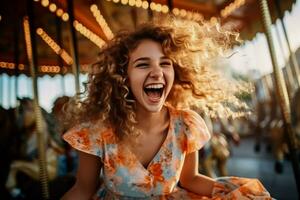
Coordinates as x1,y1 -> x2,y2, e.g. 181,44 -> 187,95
62,18 -> 271,200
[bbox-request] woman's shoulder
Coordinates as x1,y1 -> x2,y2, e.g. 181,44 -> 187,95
62,119 -> 114,157
168,106 -> 211,153
63,119 -> 114,145
167,105 -> 203,122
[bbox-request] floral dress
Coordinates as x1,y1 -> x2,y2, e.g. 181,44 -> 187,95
63,106 -> 272,200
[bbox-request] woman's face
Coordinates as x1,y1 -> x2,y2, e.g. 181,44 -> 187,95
127,39 -> 174,113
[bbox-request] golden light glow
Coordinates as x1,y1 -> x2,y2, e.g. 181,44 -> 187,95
41,0 -> 49,7
220,0 -> 245,18
128,0 -> 135,6
90,4 -> 114,40
0,61 -> 91,74
171,8 -> 203,21
104,0 -> 201,22
179,9 -> 187,17
49,3 -> 57,12
172,8 -> 179,15
141,1 -> 149,9
135,0 -> 142,7
40,65 -> 60,73
35,0 -> 69,22
121,0 -> 128,5
56,8 -> 63,17
150,2 -> 156,10
161,5 -> 169,13
74,20 -> 106,48
210,16 -> 218,24
0,62 -> 25,70
36,27 -> 73,65
33,0 -> 118,49
62,13 -> 69,21
23,18 -> 33,63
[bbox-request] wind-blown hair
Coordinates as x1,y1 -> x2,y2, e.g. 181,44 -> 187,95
66,17 -> 243,140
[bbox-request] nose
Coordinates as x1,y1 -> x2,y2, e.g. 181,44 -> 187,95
149,63 -> 163,79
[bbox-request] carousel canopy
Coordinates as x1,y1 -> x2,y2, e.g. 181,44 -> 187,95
0,0 -> 296,77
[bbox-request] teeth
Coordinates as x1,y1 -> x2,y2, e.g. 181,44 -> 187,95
145,84 -> 164,89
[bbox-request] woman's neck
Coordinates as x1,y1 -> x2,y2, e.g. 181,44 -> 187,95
135,106 -> 168,134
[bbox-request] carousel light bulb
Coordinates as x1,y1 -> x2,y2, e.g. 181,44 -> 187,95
135,0 -> 142,7
210,17 -> 217,24
161,5 -> 169,13
19,64 -> 25,70
150,2 -> 156,10
36,28 -> 43,35
49,3 -> 57,12
186,11 -> 193,19
62,13 -> 69,21
156,4 -> 162,12
172,8 -> 179,15
128,0 -> 135,6
113,0 -> 119,3
142,1 -> 149,9
56,9 -> 63,17
41,0 -> 49,7
121,0 -> 128,5
179,9 -> 187,17
90,4 -> 97,12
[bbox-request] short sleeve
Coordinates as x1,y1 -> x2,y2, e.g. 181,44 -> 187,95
63,122 -> 104,159
182,109 -> 211,154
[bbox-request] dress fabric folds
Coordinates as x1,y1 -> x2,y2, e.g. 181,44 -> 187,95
63,106 -> 271,200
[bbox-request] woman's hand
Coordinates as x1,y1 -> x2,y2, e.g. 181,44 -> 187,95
179,151 -> 215,197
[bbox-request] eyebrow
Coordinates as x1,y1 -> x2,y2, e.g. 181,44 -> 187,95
133,57 -> 150,64
133,56 -> 171,64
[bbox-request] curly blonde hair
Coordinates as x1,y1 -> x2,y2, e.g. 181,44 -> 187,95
66,16 -> 243,140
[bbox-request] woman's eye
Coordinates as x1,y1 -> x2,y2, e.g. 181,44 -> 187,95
160,62 -> 172,67
136,63 -> 148,68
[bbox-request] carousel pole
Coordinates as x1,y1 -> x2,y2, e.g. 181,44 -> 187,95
13,17 -> 20,100
274,24 -> 295,99
167,0 -> 173,10
67,0 -> 80,95
24,0 -> 49,199
274,0 -> 300,88
259,0 -> 300,195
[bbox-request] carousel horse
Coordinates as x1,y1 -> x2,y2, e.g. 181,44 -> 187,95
291,87 -> 300,149
0,106 -> 20,199
255,90 -> 288,174
198,114 -> 232,178
5,98 -> 65,196
267,91 -> 290,174
51,95 -> 78,174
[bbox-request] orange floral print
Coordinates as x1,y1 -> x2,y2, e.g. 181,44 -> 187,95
64,105 -> 271,199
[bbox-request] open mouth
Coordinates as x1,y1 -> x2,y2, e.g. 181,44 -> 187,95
144,83 -> 164,100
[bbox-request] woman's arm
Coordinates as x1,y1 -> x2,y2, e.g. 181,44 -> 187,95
62,151 -> 102,200
179,151 -> 215,197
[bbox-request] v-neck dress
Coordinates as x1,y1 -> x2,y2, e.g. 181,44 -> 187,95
63,106 -> 271,200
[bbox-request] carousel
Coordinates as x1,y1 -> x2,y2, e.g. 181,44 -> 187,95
0,0 -> 299,199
